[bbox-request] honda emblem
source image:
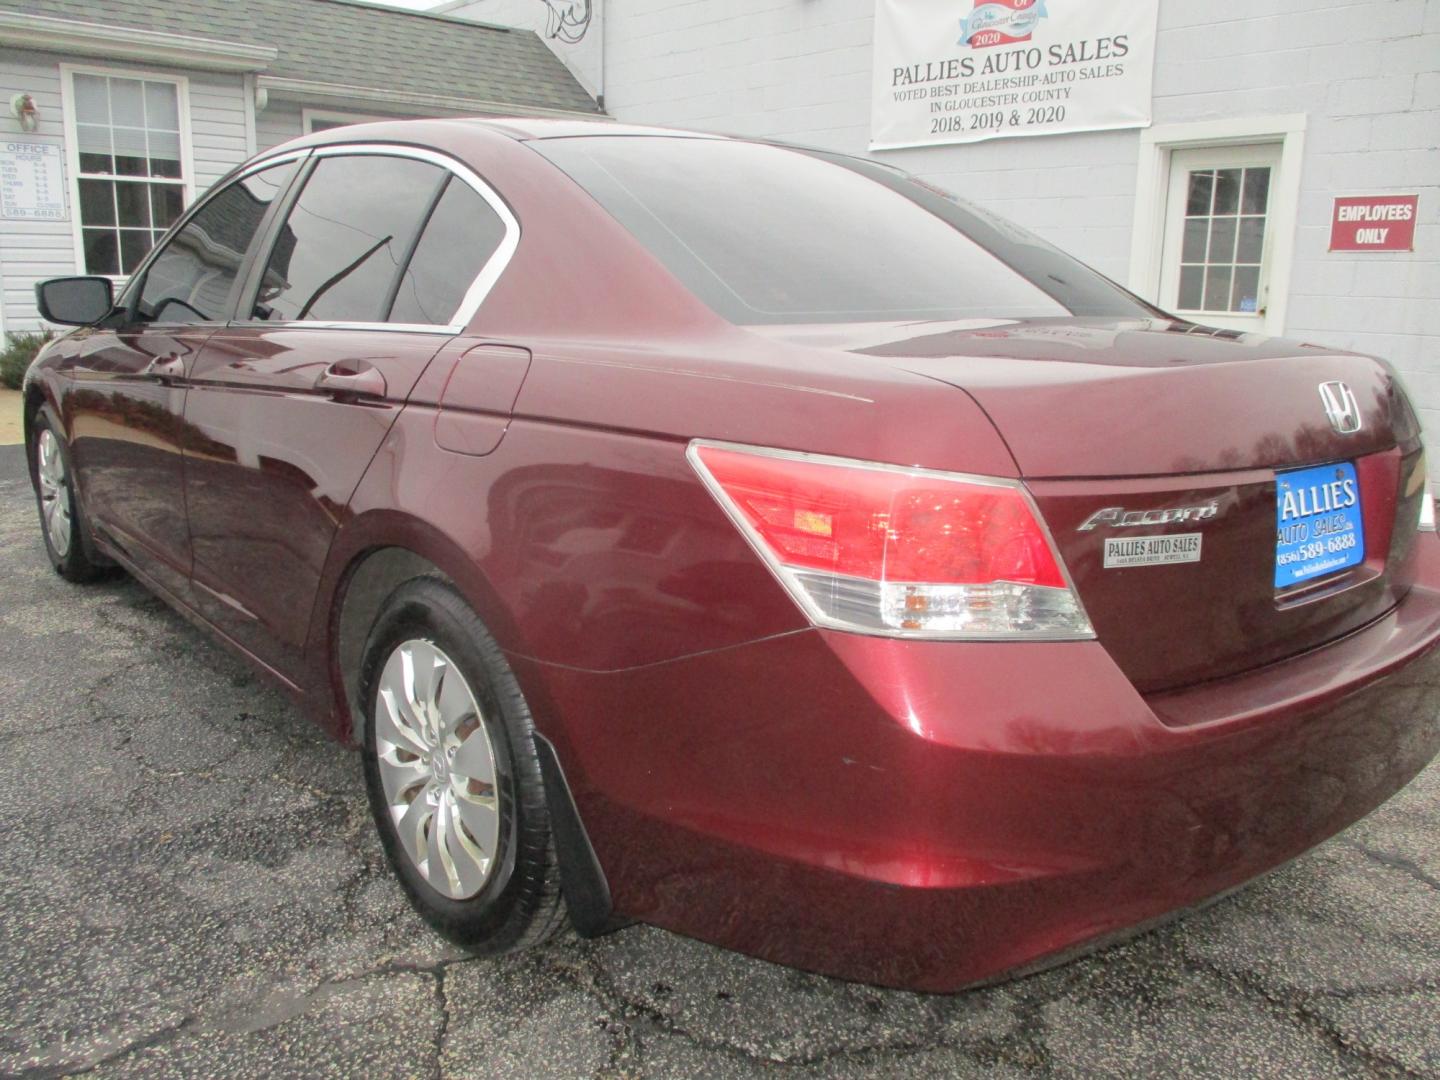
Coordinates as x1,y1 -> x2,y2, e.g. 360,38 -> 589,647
1318,381 -> 1362,435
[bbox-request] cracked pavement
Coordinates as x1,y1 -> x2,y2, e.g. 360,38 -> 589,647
1,443 -> 1437,1079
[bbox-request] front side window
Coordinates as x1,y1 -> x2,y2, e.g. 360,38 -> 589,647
536,136 -> 1149,325
69,71 -> 188,276
253,155 -> 446,323
138,161 -> 296,323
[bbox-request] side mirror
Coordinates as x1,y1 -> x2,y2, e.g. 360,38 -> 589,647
35,276 -> 114,326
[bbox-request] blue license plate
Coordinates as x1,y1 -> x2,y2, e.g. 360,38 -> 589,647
1275,462 -> 1365,588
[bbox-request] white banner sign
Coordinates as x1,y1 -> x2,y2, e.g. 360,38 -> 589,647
871,0 -> 1159,150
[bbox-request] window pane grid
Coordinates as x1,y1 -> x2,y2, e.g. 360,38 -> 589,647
71,72 -> 186,276
1175,165 -> 1270,316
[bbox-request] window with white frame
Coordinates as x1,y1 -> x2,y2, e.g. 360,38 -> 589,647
67,69 -> 190,277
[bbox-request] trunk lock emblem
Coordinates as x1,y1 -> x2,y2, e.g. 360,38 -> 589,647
1319,381 -> 1363,435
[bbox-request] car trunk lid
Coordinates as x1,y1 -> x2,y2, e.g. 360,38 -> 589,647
752,317 -> 1427,693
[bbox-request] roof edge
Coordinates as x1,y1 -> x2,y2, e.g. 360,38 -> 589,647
308,0 -> 516,34
256,75 -> 601,120
0,11 -> 276,73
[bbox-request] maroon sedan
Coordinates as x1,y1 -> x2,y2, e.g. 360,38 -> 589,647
24,119 -> 1440,991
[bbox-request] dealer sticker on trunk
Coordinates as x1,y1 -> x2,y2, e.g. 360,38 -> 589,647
1103,533 -> 1202,569
1275,461 -> 1365,589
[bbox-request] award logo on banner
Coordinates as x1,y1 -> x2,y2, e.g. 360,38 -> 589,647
960,0 -> 1048,49
871,0 -> 1160,150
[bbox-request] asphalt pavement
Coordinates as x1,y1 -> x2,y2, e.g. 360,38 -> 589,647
1,441 -> 1437,1079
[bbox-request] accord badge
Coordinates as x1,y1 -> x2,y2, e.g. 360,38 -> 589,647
1078,502 -> 1220,531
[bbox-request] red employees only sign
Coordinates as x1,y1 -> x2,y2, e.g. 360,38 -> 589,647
1329,194 -> 1419,252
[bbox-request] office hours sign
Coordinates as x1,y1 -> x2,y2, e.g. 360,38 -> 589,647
871,0 -> 1160,149
0,141 -> 66,221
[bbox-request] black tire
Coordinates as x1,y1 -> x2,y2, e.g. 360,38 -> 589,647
30,409 -> 109,583
359,577 -> 567,953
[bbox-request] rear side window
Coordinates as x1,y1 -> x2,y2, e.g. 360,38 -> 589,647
138,160 -> 295,323
253,154 -> 445,323
389,176 -> 507,326
536,136 -> 1149,325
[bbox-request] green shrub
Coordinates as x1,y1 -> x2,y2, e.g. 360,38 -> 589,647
0,330 -> 54,391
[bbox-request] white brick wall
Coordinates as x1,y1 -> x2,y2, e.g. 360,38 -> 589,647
602,0 -> 1440,435
0,50 -> 249,334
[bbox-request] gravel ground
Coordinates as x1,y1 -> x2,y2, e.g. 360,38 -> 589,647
1,441 -> 1437,1079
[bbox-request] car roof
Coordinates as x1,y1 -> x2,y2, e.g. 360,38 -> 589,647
286,115 -> 729,148
250,115 -> 874,184
467,117 -> 728,141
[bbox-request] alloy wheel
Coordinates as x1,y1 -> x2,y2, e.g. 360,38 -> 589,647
374,638 -> 501,899
36,429 -> 72,559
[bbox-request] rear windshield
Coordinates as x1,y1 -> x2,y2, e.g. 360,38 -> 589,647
534,135 -> 1151,326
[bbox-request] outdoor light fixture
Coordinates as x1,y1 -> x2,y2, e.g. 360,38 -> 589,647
10,92 -> 38,132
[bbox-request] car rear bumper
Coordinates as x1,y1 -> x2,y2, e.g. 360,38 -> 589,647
517,540 -> 1440,992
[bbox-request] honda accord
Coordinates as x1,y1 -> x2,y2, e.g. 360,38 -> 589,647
24,118 -> 1440,991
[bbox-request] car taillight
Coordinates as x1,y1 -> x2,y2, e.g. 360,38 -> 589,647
688,441 -> 1093,639
1414,453 -> 1435,532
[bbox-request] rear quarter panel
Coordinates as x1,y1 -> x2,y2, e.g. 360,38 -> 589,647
334,333 -> 1019,677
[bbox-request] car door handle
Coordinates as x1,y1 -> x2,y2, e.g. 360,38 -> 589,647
316,360 -> 387,402
142,355 -> 185,382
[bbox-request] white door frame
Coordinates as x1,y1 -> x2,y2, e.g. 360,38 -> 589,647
1128,115 -> 1307,336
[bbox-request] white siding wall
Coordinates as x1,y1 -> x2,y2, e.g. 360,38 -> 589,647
603,0 -> 1440,432
0,49 -> 249,333
189,69 -> 250,190
255,100 -> 304,152
0,48 -> 75,335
